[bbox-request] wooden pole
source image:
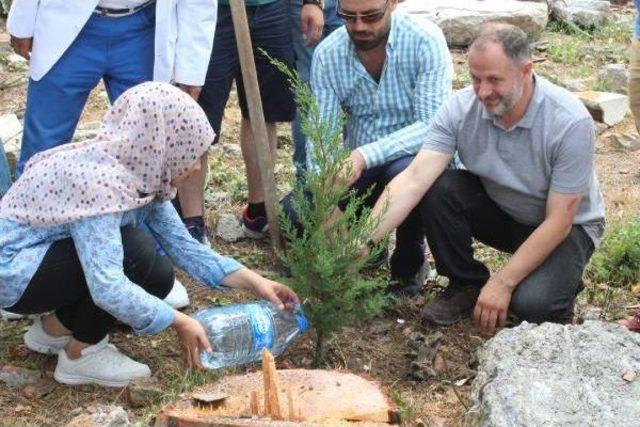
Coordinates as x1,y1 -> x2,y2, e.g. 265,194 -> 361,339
229,0 -> 284,249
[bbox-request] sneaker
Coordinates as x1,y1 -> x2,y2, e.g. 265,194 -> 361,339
1,309 -> 25,320
54,337 -> 151,387
389,263 -> 431,298
24,316 -> 71,355
186,223 -> 210,247
164,278 -> 190,310
241,205 -> 269,239
421,284 -> 481,326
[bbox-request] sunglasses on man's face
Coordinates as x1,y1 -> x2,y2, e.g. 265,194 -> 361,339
337,0 -> 390,24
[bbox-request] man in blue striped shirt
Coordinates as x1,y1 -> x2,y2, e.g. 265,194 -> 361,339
306,0 -> 453,295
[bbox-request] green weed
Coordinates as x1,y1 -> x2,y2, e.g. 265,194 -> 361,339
390,388 -> 415,426
586,217 -> 640,289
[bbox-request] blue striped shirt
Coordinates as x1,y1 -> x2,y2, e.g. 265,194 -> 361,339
308,12 -> 453,169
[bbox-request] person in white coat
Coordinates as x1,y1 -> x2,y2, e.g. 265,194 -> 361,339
8,0 -> 217,176
7,0 -> 218,314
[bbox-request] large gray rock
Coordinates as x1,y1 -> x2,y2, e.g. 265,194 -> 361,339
576,91 -> 629,126
552,0 -> 610,29
215,213 -> 244,242
471,321 -> 640,427
398,0 -> 548,47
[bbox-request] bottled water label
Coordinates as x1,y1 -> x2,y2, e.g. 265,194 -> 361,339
246,303 -> 274,351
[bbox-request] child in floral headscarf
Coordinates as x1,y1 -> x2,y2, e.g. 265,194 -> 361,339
0,82 -> 298,387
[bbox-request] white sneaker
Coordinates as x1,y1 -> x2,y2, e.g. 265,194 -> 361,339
24,316 -> 71,355
54,337 -> 151,387
164,278 -> 190,309
1,309 -> 25,320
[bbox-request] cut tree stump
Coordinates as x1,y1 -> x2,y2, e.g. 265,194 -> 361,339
154,369 -> 399,426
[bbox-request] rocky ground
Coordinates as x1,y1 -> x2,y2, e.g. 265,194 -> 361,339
1,3 -> 640,426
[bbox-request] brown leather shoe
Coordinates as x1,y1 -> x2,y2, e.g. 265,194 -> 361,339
421,285 -> 481,326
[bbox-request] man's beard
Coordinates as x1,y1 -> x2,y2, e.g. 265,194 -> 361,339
350,33 -> 386,51
484,82 -> 523,118
348,24 -> 390,51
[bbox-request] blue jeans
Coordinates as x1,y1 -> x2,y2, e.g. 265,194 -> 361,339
0,141 -> 12,197
288,0 -> 342,178
17,6 -> 155,175
282,156 -> 426,278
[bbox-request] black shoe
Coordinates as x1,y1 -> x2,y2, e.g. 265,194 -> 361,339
389,263 -> 430,298
186,223 -> 210,246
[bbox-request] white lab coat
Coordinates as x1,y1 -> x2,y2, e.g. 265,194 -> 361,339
7,0 -> 217,86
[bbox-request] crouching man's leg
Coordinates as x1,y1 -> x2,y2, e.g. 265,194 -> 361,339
382,157 -> 428,297
419,169 -> 595,327
509,226 -> 593,324
419,170 -> 535,325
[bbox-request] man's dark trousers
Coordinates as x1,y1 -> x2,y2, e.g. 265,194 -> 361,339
420,170 -> 594,323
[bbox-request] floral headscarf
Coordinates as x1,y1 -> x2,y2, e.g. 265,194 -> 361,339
0,82 -> 215,227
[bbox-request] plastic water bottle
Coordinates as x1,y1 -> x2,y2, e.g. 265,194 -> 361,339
193,300 -> 309,370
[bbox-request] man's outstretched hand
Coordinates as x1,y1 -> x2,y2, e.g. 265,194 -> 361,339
473,277 -> 513,335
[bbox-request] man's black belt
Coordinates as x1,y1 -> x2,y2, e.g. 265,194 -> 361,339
94,0 -> 155,17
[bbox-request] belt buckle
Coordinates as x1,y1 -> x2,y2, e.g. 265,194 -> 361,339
95,5 -> 139,18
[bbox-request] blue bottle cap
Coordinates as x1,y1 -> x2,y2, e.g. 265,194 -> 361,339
294,305 -> 309,333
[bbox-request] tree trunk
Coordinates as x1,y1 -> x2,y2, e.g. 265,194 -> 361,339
313,329 -> 325,367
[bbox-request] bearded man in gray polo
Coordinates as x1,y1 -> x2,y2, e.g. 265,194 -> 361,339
365,23 -> 605,335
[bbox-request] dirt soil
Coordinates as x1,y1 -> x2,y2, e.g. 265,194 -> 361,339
1,6 -> 640,426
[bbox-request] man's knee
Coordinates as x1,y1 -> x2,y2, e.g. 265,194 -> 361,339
510,285 -> 574,324
421,170 -> 476,214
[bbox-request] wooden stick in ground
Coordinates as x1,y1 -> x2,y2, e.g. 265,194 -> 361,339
261,349 -> 282,419
228,0 -> 283,249
249,389 -> 259,415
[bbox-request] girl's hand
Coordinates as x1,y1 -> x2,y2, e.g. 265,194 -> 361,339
222,268 -> 300,310
251,278 -> 300,311
172,311 -> 212,368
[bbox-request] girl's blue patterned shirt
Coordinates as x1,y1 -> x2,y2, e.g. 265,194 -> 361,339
0,201 -> 243,334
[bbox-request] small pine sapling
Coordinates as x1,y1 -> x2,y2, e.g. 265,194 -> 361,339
269,54 -> 388,365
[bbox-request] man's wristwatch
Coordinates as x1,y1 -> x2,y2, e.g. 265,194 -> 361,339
303,0 -> 324,10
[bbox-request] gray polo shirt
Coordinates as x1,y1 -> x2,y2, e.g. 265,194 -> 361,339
422,76 -> 605,245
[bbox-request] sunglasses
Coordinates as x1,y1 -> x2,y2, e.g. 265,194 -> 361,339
337,0 -> 390,24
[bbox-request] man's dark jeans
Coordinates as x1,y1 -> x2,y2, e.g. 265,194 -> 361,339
282,156 -> 426,278
420,170 -> 595,323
